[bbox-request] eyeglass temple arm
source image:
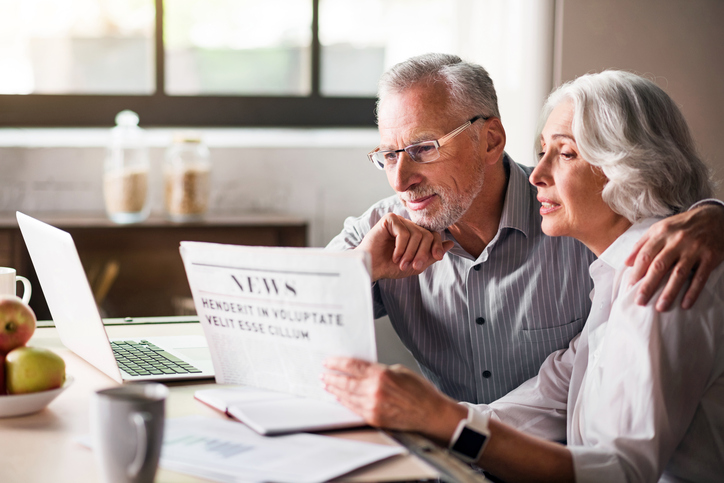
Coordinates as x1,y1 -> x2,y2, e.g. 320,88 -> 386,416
438,115 -> 488,145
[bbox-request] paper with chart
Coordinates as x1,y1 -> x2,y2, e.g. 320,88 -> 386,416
180,242 -> 376,400
161,416 -> 404,483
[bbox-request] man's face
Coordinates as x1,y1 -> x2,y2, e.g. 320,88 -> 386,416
377,84 -> 486,232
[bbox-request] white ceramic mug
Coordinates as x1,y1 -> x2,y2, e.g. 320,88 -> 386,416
0,267 -> 31,304
90,383 -> 168,483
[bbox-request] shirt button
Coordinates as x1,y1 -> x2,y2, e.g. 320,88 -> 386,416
482,370 -> 492,378
475,317 -> 486,325
473,265 -> 481,271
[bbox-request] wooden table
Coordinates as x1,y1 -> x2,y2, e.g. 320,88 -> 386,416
0,322 -> 440,483
0,212 -> 307,319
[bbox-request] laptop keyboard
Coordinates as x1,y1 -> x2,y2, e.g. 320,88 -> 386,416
111,340 -> 202,376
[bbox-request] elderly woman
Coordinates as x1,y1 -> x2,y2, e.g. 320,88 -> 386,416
323,70 -> 723,482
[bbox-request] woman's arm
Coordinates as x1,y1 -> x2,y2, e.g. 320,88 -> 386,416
322,358 -> 576,482
479,419 -> 574,483
322,336 -> 582,481
569,273 -> 723,482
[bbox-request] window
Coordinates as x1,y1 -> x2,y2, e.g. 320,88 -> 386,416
165,0 -> 313,96
0,0 -> 554,151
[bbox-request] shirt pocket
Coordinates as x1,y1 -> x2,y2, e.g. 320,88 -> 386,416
517,317 -> 585,344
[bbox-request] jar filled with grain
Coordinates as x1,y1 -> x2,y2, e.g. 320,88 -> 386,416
103,110 -> 151,224
164,133 -> 211,222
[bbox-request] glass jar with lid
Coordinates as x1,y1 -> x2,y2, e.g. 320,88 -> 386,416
103,110 -> 151,224
164,132 -> 211,222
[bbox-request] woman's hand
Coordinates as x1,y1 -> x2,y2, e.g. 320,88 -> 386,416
321,357 -> 466,444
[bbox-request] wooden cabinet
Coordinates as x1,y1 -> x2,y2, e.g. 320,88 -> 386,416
0,213 -> 307,319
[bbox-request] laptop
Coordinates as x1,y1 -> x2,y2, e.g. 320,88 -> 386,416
16,212 -> 215,383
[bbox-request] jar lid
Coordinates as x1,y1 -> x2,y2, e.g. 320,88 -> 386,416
115,110 -> 140,127
173,132 -> 203,144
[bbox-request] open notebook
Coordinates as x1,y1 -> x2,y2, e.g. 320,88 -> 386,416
195,385 -> 366,435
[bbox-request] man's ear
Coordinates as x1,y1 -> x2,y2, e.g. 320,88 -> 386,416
482,117 -> 506,165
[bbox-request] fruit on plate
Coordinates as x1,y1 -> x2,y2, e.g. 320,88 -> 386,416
0,295 -> 36,353
5,346 -> 66,395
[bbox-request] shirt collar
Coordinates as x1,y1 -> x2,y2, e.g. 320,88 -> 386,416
597,217 -> 662,271
498,153 -> 532,238
442,153 -> 531,261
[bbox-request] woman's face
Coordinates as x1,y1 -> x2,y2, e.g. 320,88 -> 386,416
529,101 -> 627,255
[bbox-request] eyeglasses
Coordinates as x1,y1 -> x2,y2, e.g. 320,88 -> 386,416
367,115 -> 488,170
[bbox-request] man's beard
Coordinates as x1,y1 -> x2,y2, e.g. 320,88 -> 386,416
399,165 -> 485,232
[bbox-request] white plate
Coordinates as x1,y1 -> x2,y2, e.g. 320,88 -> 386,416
0,375 -> 74,418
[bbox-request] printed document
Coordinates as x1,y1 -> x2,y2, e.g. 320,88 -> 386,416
161,416 -> 405,483
180,242 -> 376,400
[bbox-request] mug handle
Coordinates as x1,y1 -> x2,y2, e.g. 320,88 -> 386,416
16,276 -> 31,304
128,412 -> 151,479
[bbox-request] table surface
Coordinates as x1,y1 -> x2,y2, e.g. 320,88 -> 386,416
0,322 -> 439,483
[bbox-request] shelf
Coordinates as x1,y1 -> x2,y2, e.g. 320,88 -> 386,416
0,212 -> 307,319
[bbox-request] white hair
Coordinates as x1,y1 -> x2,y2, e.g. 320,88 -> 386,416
536,70 -> 712,222
377,53 -> 501,124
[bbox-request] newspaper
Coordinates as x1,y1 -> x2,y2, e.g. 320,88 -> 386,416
180,242 -> 376,400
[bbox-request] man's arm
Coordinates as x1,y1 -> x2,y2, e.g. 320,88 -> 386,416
626,201 -> 724,311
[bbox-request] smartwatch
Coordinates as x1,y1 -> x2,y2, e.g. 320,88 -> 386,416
448,407 -> 490,463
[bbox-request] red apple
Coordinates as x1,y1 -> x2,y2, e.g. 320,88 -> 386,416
5,346 -> 66,394
0,295 -> 36,353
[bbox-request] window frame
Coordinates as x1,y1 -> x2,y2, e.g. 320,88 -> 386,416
0,0 -> 377,128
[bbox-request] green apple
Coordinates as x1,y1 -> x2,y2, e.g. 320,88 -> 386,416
5,346 -> 66,394
0,295 -> 36,353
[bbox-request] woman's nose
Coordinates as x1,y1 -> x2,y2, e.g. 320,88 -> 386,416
529,157 -> 551,187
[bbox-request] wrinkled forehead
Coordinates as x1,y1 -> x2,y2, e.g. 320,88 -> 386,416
377,84 -> 456,148
541,100 -> 575,140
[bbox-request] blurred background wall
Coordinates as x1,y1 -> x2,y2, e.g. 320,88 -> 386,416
557,0 -> 724,198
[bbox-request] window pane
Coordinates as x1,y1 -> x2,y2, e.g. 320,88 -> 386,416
319,0 -> 523,98
319,0 -> 462,97
165,0 -> 312,96
0,0 -> 155,95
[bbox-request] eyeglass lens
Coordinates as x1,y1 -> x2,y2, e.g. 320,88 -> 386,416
406,142 -> 438,162
374,141 -> 438,167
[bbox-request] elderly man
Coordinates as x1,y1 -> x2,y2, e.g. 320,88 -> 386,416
325,53 -> 724,405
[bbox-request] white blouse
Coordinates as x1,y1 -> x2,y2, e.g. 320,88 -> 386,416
467,218 -> 724,482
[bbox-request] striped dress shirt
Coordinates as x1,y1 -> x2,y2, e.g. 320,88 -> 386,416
326,155 -> 596,404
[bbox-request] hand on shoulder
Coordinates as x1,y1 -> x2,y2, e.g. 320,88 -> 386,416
626,203 -> 724,311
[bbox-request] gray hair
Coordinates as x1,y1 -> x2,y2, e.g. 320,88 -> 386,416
377,53 -> 501,123
537,70 -> 712,222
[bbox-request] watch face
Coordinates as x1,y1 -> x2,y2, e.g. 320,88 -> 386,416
452,426 -> 487,460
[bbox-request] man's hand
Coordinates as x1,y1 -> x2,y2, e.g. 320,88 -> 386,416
625,203 -> 724,311
358,213 -> 454,282
321,357 -> 466,444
